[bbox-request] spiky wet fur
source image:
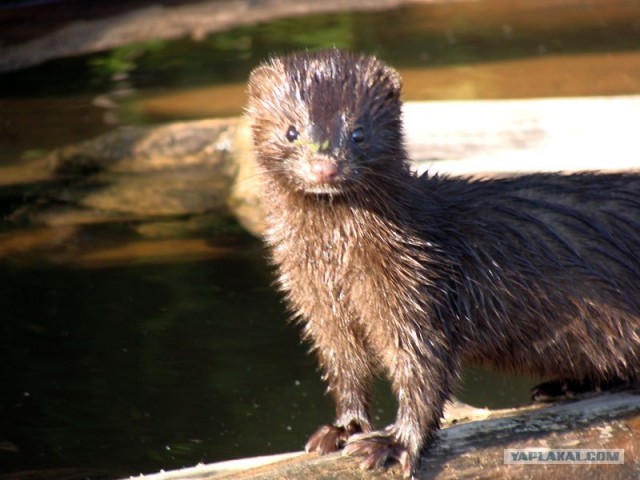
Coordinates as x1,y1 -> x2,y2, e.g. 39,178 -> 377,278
246,48 -> 640,477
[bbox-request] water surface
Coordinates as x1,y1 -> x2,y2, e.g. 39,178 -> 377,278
0,230 -> 534,477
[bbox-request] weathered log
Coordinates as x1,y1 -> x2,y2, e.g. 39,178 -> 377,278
125,392 -> 640,479
0,0 -> 449,73
2,96 -> 639,236
404,96 -> 640,176
3,118 -> 248,229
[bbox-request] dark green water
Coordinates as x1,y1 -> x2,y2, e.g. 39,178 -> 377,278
0,231 -> 534,478
0,237 -> 327,477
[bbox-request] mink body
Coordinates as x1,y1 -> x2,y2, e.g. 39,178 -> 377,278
246,49 -> 640,477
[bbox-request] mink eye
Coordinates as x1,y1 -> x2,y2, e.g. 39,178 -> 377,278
351,127 -> 365,144
285,125 -> 299,142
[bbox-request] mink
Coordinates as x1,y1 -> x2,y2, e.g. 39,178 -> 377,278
246,48 -> 640,478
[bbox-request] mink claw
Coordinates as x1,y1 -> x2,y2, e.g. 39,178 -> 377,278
305,424 -> 352,454
343,432 -> 415,479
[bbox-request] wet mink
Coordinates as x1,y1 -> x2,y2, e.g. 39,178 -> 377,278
246,48 -> 640,478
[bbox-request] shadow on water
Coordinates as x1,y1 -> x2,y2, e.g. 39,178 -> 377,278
0,234 -> 331,477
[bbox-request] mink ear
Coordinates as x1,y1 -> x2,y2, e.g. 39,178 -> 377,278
247,63 -> 282,101
382,65 -> 403,97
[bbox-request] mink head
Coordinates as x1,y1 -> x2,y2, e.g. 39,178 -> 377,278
247,49 -> 407,195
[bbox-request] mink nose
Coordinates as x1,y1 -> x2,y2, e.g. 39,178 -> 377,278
309,160 -> 339,184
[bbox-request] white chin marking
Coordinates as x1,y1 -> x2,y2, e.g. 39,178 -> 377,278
303,185 -> 343,195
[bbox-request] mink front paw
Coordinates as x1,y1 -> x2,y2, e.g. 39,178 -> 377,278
305,422 -> 365,454
343,431 -> 413,479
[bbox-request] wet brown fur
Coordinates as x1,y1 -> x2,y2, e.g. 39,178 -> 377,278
246,49 -> 640,477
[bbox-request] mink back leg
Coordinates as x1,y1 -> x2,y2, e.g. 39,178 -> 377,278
532,376 -> 638,402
